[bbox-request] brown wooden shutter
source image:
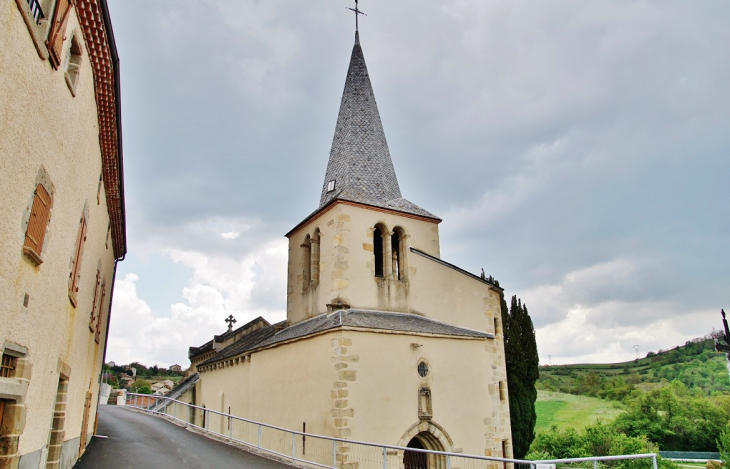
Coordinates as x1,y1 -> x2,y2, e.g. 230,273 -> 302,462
46,0 -> 73,69
89,271 -> 100,332
95,283 -> 105,344
68,215 -> 87,307
79,391 -> 92,451
23,184 -> 52,263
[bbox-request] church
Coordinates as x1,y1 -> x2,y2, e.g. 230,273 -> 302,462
185,30 -> 513,465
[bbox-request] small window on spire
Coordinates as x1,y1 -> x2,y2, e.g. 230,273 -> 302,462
327,180 -> 336,192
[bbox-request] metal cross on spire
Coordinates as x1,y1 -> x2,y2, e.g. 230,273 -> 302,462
225,314 -> 237,332
347,0 -> 366,32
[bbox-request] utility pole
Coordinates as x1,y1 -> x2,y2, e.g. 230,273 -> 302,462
634,345 -> 641,360
715,309 -> 730,356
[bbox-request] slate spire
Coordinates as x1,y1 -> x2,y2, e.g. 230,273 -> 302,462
318,34 -> 438,220
319,33 -> 401,208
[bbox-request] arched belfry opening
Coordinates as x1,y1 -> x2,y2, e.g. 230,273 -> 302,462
391,230 -> 401,280
310,228 -> 320,287
301,234 -> 311,290
404,432 -> 447,469
391,226 -> 407,281
373,224 -> 386,278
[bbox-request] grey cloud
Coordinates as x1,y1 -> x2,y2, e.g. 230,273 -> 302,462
107,0 -> 730,365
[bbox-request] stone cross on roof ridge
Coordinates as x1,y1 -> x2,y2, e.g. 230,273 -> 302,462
225,314 -> 237,332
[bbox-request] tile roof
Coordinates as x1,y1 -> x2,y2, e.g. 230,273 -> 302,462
188,340 -> 213,358
199,310 -> 491,367
213,316 -> 270,344
257,310 -> 493,349
317,33 -> 438,221
199,325 -> 276,366
189,317 -> 271,360
76,0 -> 126,259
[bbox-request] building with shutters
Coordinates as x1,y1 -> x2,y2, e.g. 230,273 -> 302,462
182,32 -> 513,468
0,0 -> 125,468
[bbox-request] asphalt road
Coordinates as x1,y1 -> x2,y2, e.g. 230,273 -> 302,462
73,406 -> 293,469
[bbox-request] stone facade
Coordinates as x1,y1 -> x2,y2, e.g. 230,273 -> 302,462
0,1 -> 125,468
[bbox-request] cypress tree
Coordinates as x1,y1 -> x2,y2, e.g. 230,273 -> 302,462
501,294 -> 539,458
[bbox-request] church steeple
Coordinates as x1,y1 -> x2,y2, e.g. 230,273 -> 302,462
318,34 -> 438,221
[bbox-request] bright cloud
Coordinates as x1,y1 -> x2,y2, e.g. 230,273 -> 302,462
221,231 -> 240,239
107,238 -> 288,368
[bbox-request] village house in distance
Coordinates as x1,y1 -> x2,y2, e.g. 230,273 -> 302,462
184,31 -> 512,465
0,0 -> 125,468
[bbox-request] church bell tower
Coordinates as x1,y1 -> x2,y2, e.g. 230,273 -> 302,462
285,32 -> 442,326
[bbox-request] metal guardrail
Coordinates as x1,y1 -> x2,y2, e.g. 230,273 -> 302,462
125,393 -> 659,469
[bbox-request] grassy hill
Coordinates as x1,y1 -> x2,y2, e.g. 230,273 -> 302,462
535,390 -> 626,432
533,337 -> 730,442
538,338 -> 730,397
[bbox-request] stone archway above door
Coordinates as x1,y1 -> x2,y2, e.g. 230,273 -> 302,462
397,420 -> 454,452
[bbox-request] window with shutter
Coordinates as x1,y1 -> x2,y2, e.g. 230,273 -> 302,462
68,214 -> 87,307
46,0 -> 72,70
63,33 -> 82,95
23,184 -> 52,265
89,270 -> 101,332
95,282 -> 105,344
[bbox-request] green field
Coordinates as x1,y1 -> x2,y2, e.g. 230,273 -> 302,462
535,390 -> 626,432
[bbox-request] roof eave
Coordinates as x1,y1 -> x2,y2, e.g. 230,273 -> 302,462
80,0 -> 126,260
409,247 -> 503,292
285,198 -> 441,238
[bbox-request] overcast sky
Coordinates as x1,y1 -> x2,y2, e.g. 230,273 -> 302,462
104,0 -> 730,368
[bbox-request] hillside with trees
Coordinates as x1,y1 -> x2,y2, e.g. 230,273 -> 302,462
103,362 -> 185,392
532,337 -> 730,454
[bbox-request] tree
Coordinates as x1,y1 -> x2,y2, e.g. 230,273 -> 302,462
718,423 -> 730,468
502,295 -> 540,458
613,382 -> 729,451
130,378 -> 151,393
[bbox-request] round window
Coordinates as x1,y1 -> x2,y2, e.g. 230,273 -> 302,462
417,361 -> 429,378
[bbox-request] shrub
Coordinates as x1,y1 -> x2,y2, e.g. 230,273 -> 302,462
718,423 -> 730,468
528,423 -> 678,469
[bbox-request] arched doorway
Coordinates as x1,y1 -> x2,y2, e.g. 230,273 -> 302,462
404,437 -> 427,469
403,432 -> 446,469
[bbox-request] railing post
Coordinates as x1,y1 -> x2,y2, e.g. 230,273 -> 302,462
292,433 -> 296,460
594,459 -> 598,469
174,401 -> 177,421
258,424 -> 261,448
383,446 -> 388,469
333,439 -> 337,469
447,454 -> 451,469
652,455 -> 658,469
229,414 -> 233,441
204,409 -> 208,431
